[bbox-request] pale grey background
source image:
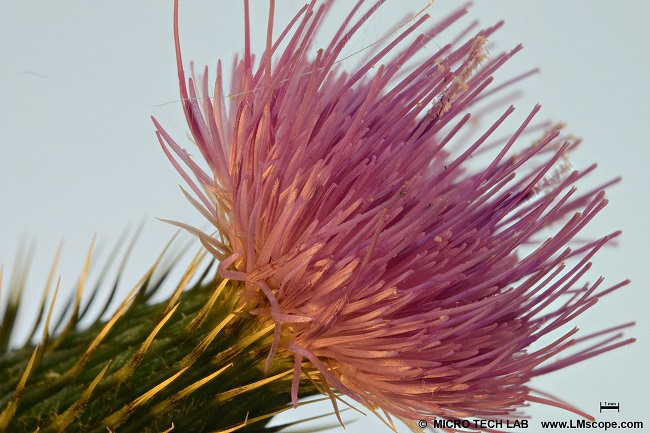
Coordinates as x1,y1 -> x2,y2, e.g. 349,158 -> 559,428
0,1 -> 648,432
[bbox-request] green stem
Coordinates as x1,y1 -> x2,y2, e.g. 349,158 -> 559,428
0,276 -> 317,432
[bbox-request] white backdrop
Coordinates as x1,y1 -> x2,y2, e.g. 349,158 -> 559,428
0,1 -> 648,432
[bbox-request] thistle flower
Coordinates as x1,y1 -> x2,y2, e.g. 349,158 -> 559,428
154,0 -> 635,429
0,2 -> 637,433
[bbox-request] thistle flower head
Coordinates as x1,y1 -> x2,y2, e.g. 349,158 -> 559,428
155,0 -> 634,426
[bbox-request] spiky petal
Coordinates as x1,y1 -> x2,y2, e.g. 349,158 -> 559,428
156,0 -> 634,425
